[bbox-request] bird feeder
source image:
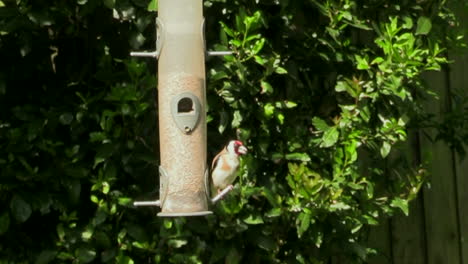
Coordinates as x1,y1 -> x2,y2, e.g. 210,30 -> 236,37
131,0 -> 232,216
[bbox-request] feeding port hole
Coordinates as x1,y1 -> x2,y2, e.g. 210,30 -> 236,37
178,97 -> 194,114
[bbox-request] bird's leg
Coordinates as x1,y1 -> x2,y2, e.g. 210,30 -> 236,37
211,185 -> 234,204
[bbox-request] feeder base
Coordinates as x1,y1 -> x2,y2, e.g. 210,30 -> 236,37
157,211 -> 213,217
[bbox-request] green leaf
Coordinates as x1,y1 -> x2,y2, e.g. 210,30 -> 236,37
312,117 -> 330,132
297,212 -> 310,238
335,80 -> 347,92
359,105 -> 371,123
284,101 -> 297,108
366,182 -> 374,199
275,66 -> 288,74
355,55 -> 369,70
89,132 -> 106,142
220,21 -> 235,37
254,55 -> 266,66
262,188 -> 280,207
380,141 -> 391,158
260,80 -> 273,94
335,79 -> 360,98
121,104 -> 131,115
101,249 -> 116,263
57,224 -> 65,241
101,181 -> 110,194
59,113 -> 74,125
264,103 -> 275,118
118,197 -> 132,206
35,250 -> 57,264
276,113 -> 285,124
231,110 -> 243,128
285,153 -> 311,162
76,248 -> 96,263
402,16 -> 413,29
363,214 -> 379,225
351,223 -> 363,233
265,208 -> 282,218
103,0 -> 115,9
256,235 -> 276,251
116,255 -> 134,264
416,16 -> 432,35
330,202 -> 351,211
243,214 -> 264,225
127,223 -> 148,241
344,140 -> 358,163
371,57 -> 384,65
10,195 -> 32,223
168,238 -> 188,248
391,197 -> 409,216
81,229 -> 93,241
243,10 -> 261,31
90,195 -> 99,204
163,219 -> 172,229
252,38 -> 265,55
321,127 -> 339,148
211,70 -> 229,81
147,0 -> 157,11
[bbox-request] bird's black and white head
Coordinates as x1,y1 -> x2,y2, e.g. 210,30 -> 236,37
227,140 -> 248,156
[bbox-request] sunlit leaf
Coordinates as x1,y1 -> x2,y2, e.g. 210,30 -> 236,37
168,239 -> 188,248
147,0 -> 157,11
297,212 -> 310,238
285,153 -> 311,162
231,110 -> 243,128
264,103 -> 275,118
355,55 -> 370,70
260,80 -> 273,94
416,16 -> 432,35
321,127 -> 339,148
402,16 -> 413,29
312,117 -> 330,132
380,141 -> 391,158
243,214 -> 264,225
391,197 -> 409,216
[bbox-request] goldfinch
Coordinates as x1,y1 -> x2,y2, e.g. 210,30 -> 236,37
211,140 -> 248,196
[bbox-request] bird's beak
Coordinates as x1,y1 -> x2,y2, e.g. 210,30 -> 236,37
238,145 -> 248,155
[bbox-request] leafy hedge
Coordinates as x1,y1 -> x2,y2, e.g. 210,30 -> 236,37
0,0 -> 465,263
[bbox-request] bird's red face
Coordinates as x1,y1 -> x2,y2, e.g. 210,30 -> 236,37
233,140 -> 248,155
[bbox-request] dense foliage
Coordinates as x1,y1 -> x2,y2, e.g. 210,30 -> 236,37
0,0 -> 465,263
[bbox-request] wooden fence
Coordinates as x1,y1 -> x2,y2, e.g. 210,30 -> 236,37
367,8 -> 468,264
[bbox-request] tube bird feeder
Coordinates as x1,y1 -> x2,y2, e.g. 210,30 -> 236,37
157,0 -> 209,217
131,0 -> 232,216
